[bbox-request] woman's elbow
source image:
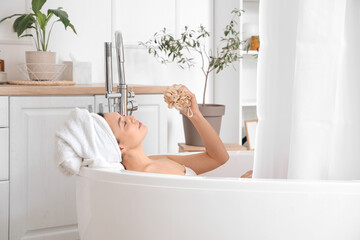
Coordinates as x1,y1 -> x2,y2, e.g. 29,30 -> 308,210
219,152 -> 229,165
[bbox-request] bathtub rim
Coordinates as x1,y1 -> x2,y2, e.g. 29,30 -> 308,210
77,167 -> 360,195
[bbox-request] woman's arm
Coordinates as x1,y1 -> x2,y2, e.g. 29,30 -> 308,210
150,86 -> 229,174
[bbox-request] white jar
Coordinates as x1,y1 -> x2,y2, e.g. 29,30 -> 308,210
0,72 -> 7,83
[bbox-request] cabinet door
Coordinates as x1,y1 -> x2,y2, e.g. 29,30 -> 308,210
10,96 -> 94,240
0,97 -> 8,127
0,128 -> 9,181
0,181 -> 9,240
95,94 -> 167,154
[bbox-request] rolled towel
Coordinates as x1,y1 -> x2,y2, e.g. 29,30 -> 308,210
55,108 -> 124,176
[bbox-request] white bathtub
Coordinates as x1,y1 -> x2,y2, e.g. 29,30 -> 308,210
76,151 -> 360,240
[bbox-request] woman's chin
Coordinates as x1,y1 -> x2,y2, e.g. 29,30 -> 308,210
143,125 -> 148,139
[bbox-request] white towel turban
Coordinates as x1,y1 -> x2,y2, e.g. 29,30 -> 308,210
55,108 -> 124,176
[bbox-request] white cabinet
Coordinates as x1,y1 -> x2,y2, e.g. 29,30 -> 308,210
239,0 -> 259,145
0,97 -> 8,127
9,96 -> 94,240
0,97 -> 9,180
95,94 -> 167,155
0,128 -> 9,181
0,96 -> 9,240
0,181 -> 9,240
0,96 -> 9,181
7,93 -> 167,240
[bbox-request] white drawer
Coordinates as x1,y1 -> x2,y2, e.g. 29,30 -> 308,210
0,129 -> 9,180
0,97 -> 8,127
95,95 -> 108,113
0,181 -> 9,240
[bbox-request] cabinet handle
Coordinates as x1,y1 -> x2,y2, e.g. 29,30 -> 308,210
99,103 -> 104,113
88,105 -> 93,113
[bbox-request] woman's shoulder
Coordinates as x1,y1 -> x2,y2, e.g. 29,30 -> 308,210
145,158 -> 185,175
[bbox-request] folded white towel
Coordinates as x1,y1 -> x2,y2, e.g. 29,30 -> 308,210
55,108 -> 124,176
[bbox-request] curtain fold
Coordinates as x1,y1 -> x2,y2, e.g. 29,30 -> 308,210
254,0 -> 360,180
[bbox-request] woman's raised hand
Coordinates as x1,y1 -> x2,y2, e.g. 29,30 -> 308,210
177,85 -> 200,119
163,84 -> 201,119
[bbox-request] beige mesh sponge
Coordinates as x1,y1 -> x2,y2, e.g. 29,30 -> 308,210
164,85 -> 192,110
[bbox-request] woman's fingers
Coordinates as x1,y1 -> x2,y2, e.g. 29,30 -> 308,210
180,86 -> 200,115
177,86 -> 196,103
178,85 -> 190,95
170,84 -> 200,118
241,170 -> 253,178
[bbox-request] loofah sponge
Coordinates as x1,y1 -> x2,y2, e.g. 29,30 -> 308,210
164,85 -> 193,117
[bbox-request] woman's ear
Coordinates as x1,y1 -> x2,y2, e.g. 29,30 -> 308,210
119,144 -> 126,155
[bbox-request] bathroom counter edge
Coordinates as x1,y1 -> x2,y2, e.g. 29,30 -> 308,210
0,83 -> 168,96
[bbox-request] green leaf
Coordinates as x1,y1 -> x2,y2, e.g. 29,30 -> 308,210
68,23 -> 77,34
13,14 -> 35,37
48,8 -> 77,34
0,14 -> 22,24
19,34 -> 33,38
48,8 -> 69,25
35,11 -> 47,31
32,0 -> 46,13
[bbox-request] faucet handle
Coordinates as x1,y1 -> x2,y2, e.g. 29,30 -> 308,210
128,88 -> 135,98
127,100 -> 138,115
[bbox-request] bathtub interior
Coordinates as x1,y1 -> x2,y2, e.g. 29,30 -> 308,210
87,150 -> 254,178
199,150 -> 254,177
77,150 -> 254,189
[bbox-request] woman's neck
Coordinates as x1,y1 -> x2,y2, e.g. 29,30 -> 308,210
121,145 -> 152,171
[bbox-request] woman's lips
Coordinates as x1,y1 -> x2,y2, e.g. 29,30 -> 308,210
139,122 -> 142,128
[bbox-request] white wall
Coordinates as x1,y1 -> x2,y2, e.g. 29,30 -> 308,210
0,0 -> 34,80
0,0 -> 112,81
0,0 -> 241,152
214,0 -> 241,143
111,0 -> 214,153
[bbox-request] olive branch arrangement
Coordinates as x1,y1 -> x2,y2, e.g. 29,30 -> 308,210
139,8 -> 244,105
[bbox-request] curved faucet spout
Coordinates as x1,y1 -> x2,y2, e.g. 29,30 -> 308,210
115,31 -> 126,85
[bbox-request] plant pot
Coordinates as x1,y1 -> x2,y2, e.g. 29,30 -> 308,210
25,51 -> 56,81
182,104 -> 225,146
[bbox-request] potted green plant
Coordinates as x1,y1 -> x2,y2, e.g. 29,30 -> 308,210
0,0 -> 76,80
140,9 -> 244,146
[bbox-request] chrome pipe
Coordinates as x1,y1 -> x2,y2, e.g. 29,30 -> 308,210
105,42 -> 113,94
104,42 -> 114,112
119,85 -> 128,116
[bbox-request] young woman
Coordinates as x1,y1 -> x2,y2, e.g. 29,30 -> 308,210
102,86 -> 252,177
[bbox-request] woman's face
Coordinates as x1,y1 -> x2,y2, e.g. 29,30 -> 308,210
104,112 -> 147,151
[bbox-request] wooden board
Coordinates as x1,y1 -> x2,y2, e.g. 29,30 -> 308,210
7,80 -> 75,86
178,143 -> 247,152
0,83 -> 168,96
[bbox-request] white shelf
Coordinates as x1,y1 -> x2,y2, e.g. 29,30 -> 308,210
241,99 -> 257,107
241,50 -> 259,55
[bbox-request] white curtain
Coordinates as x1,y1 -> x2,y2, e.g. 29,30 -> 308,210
254,0 -> 360,180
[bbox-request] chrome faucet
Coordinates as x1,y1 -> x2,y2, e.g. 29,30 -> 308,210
104,31 -> 137,115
